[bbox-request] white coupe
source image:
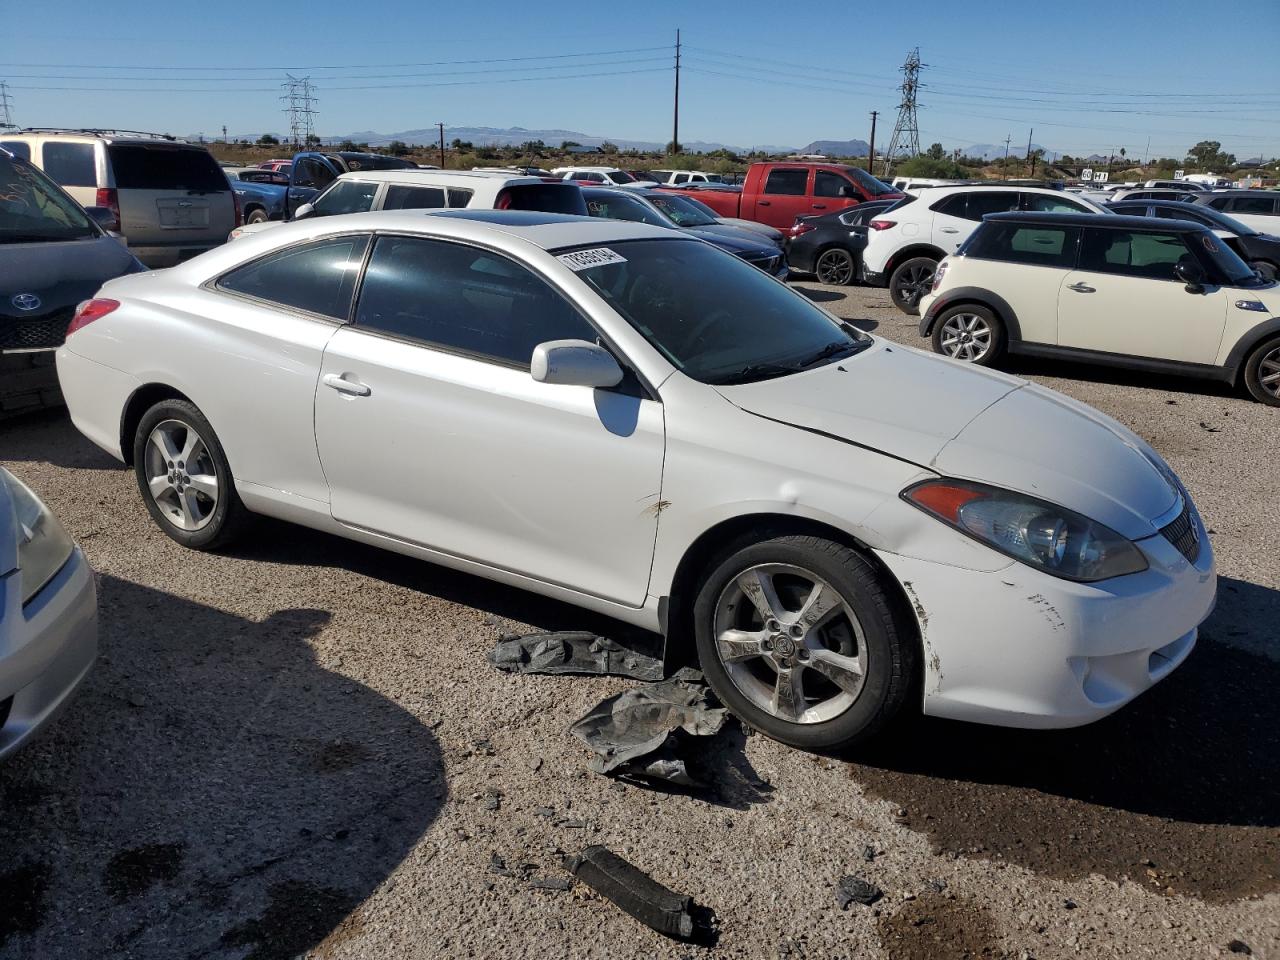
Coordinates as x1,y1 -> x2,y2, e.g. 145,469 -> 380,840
56,211 -> 1216,749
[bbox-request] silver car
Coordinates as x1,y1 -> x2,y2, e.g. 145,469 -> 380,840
0,468 -> 97,759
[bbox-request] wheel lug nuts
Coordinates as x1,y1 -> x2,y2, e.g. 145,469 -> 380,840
766,619 -> 780,632
788,623 -> 804,637
797,649 -> 810,661
762,638 -> 774,651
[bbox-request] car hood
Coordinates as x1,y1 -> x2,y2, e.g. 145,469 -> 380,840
716,343 -> 1177,539
715,341 -> 1023,469
0,235 -> 141,318
687,222 -> 781,248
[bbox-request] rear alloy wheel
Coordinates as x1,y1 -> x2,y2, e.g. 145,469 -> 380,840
932,304 -> 1004,366
694,535 -> 915,751
1243,336 -> 1280,407
133,399 -> 249,549
888,256 -> 937,315
815,247 -> 856,286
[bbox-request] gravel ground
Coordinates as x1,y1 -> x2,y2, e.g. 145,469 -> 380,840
1,279 -> 1277,960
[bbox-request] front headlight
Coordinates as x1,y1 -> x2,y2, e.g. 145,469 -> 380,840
4,472 -> 75,604
903,479 -> 1148,582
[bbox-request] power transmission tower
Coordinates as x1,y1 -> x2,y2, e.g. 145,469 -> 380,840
0,82 -> 15,130
280,74 -> 317,147
883,48 -> 923,174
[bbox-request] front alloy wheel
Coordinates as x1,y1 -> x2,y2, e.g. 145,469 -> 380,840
938,312 -> 994,362
693,535 -> 916,750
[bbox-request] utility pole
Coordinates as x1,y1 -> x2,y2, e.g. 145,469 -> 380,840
221,124 -> 227,143
1002,134 -> 1012,172
884,48 -> 923,175
1025,128 -> 1034,176
0,82 -> 15,130
867,111 -> 878,173
438,123 -> 445,168
671,28 -> 681,154
1144,135 -> 1151,166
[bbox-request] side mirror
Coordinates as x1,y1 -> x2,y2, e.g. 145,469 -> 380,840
1175,259 -> 1206,292
293,202 -> 315,220
85,205 -> 121,235
531,339 -> 623,388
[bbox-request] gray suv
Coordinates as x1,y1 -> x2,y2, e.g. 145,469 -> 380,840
0,129 -> 236,267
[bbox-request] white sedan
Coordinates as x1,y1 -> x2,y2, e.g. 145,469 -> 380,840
56,211 -> 1216,749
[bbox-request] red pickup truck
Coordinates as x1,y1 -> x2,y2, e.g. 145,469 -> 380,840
663,162 -> 902,229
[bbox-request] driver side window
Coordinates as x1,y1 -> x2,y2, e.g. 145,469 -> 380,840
814,171 -> 852,198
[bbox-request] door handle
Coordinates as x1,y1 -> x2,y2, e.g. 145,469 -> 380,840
812,203 -> 827,209
323,372 -> 371,396
1067,282 -> 1096,293
758,200 -> 771,206
940,227 -> 959,234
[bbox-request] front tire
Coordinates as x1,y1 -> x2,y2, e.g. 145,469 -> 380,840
693,535 -> 917,751
931,304 -> 1004,366
888,256 -> 937,315
133,399 -> 249,549
1243,335 -> 1280,407
815,247 -> 856,286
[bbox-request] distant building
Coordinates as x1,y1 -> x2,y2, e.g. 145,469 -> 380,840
785,153 -> 829,161
566,145 -> 601,155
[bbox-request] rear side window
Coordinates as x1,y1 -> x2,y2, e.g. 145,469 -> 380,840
1207,197 -> 1230,210
496,183 -> 587,216
764,168 -> 808,196
107,146 -> 226,191
1155,206 -> 1209,224
963,191 -> 1020,221
673,173 -> 689,184
43,142 -> 97,187
931,194 -> 967,217
447,188 -> 473,208
382,185 -> 446,210
1021,193 -> 1089,214
1230,196 -> 1277,215
313,179 -> 380,216
1,141 -> 31,161
1079,228 -> 1195,281
966,223 -> 1080,268
352,236 -> 599,367
218,235 -> 369,318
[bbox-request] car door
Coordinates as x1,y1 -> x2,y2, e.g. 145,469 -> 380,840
929,193 -> 969,253
938,190 -> 1021,253
962,220 -> 1080,345
752,167 -> 812,228
288,157 -> 337,216
313,234 -> 666,607
1056,226 -> 1228,363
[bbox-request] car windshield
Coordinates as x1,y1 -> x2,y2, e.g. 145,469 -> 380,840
648,194 -> 717,227
559,238 -> 869,384
605,170 -> 637,184
841,166 -> 898,197
584,192 -> 668,227
0,153 -> 97,243
680,196 -> 723,219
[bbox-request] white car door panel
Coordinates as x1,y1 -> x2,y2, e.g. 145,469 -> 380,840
312,234 -> 665,606
1056,228 -> 1227,364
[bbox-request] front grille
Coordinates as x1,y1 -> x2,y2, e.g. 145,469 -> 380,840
1160,500 -> 1201,563
0,308 -> 73,351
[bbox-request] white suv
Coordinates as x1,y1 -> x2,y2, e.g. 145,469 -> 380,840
551,166 -> 645,187
918,211 -> 1280,405
230,170 -> 585,239
863,184 -> 1107,314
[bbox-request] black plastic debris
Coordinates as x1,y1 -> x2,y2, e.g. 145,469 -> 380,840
488,631 -> 664,681
569,678 -> 727,786
835,875 -> 883,909
1227,940 -> 1253,955
569,846 -> 712,941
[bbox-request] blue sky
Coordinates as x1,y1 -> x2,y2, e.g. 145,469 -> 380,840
3,0 -> 1278,160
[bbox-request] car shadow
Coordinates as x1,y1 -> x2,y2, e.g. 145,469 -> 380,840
0,407 -> 122,471
0,575 -> 445,960
796,287 -> 847,303
845,575 -> 1279,902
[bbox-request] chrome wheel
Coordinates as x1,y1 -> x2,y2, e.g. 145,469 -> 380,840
816,249 -> 854,285
939,312 -> 993,362
1258,345 -> 1280,399
144,419 -> 219,531
712,563 -> 868,724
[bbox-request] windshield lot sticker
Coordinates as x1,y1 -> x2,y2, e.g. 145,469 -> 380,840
558,248 -> 627,271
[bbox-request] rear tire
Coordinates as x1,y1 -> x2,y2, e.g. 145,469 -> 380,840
815,247 -> 857,286
132,399 -> 250,549
693,535 -> 917,751
931,304 -> 1005,367
888,256 -> 937,315
1243,335 -> 1280,407
245,207 -> 269,225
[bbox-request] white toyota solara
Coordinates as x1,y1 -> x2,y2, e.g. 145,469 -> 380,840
56,210 -> 1216,750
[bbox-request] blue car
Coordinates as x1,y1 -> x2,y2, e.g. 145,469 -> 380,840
224,167 -> 290,224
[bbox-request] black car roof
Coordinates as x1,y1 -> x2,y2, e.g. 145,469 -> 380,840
983,211 -> 1210,232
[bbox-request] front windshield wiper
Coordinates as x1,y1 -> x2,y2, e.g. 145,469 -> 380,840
795,338 -> 867,370
707,361 -> 801,385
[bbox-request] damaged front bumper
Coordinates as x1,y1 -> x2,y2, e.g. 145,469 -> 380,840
873,524 -> 1216,729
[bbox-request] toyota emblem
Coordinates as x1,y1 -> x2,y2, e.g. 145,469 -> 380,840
11,293 -> 42,312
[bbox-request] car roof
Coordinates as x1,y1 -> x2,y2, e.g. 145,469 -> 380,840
334,169 -> 542,186
984,211 -> 1210,231
1197,189 -> 1276,197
